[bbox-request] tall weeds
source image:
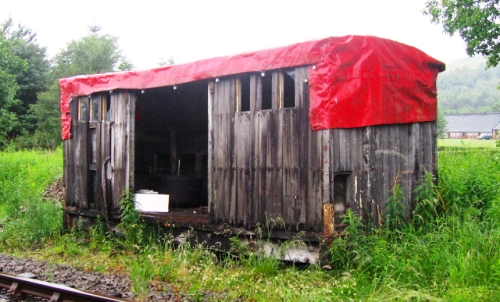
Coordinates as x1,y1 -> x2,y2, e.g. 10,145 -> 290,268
0,148 -> 63,249
329,147 -> 500,300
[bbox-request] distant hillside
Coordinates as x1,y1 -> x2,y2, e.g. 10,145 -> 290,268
437,57 -> 500,114
444,56 -> 486,71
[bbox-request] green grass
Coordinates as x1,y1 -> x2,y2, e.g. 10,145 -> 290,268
438,138 -> 497,148
0,147 -> 63,248
0,146 -> 499,301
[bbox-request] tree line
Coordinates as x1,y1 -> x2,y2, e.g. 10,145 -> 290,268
438,61 -> 500,115
0,19 -> 132,150
3,0 -> 500,149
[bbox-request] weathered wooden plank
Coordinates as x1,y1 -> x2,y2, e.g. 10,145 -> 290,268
75,96 -> 89,209
212,80 -> 221,221
228,79 -> 238,225
322,130 -> 331,224
110,92 -> 129,210
212,79 -> 223,221
255,110 -> 270,223
227,79 -> 236,225
372,125 -> 388,218
63,139 -> 73,207
219,80 -> 229,223
364,126 -> 377,224
430,122 -> 438,176
296,66 -> 309,229
262,110 -> 283,222
338,129 -> 347,171
207,82 -> 214,221
409,123 -> 418,205
92,123 -> 103,211
422,122 -> 436,175
399,124 -> 413,210
281,108 -> 300,230
220,80 -> 230,223
307,127 -> 323,231
255,110 -> 269,224
234,112 -> 252,227
347,129 -> 361,214
101,120 -> 111,221
330,130 -> 340,173
74,122 -> 88,209
210,81 -> 218,220
210,78 -> 236,224
127,93 -> 136,196
245,74 -> 258,227
387,126 -> 397,212
64,98 -> 78,208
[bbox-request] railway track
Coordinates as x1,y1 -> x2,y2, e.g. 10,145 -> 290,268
0,272 -> 128,302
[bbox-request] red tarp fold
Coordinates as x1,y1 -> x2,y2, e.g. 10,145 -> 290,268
59,35 -> 444,139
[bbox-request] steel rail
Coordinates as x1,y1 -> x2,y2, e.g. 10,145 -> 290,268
0,272 -> 128,302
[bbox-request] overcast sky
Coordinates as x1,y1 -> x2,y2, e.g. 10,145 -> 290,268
1,0 -> 470,70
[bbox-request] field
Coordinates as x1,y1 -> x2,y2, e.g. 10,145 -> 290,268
438,138 -> 497,148
0,145 -> 499,301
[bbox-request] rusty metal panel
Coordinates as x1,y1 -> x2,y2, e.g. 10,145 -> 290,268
322,203 -> 335,238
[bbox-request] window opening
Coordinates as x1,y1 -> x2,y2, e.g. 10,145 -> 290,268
90,96 -> 100,122
282,69 -> 295,108
261,73 -> 272,110
102,94 -> 111,121
236,74 -> 250,112
78,97 -> 88,122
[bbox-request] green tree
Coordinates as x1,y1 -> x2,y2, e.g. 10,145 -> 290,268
437,62 -> 500,114
0,35 -> 27,147
425,0 -> 500,68
50,25 -> 132,78
1,18 -> 50,137
436,109 -> 448,138
28,25 -> 133,149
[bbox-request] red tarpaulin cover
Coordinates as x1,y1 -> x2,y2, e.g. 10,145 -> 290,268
59,35 -> 444,139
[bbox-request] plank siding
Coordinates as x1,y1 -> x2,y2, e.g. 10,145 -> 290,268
63,64 -> 438,239
210,67 -> 319,231
325,122 -> 439,226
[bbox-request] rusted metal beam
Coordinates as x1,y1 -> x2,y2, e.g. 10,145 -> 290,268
321,202 -> 335,238
0,272 -> 128,302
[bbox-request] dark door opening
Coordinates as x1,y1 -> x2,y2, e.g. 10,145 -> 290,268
333,173 -> 350,226
134,81 -> 209,210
